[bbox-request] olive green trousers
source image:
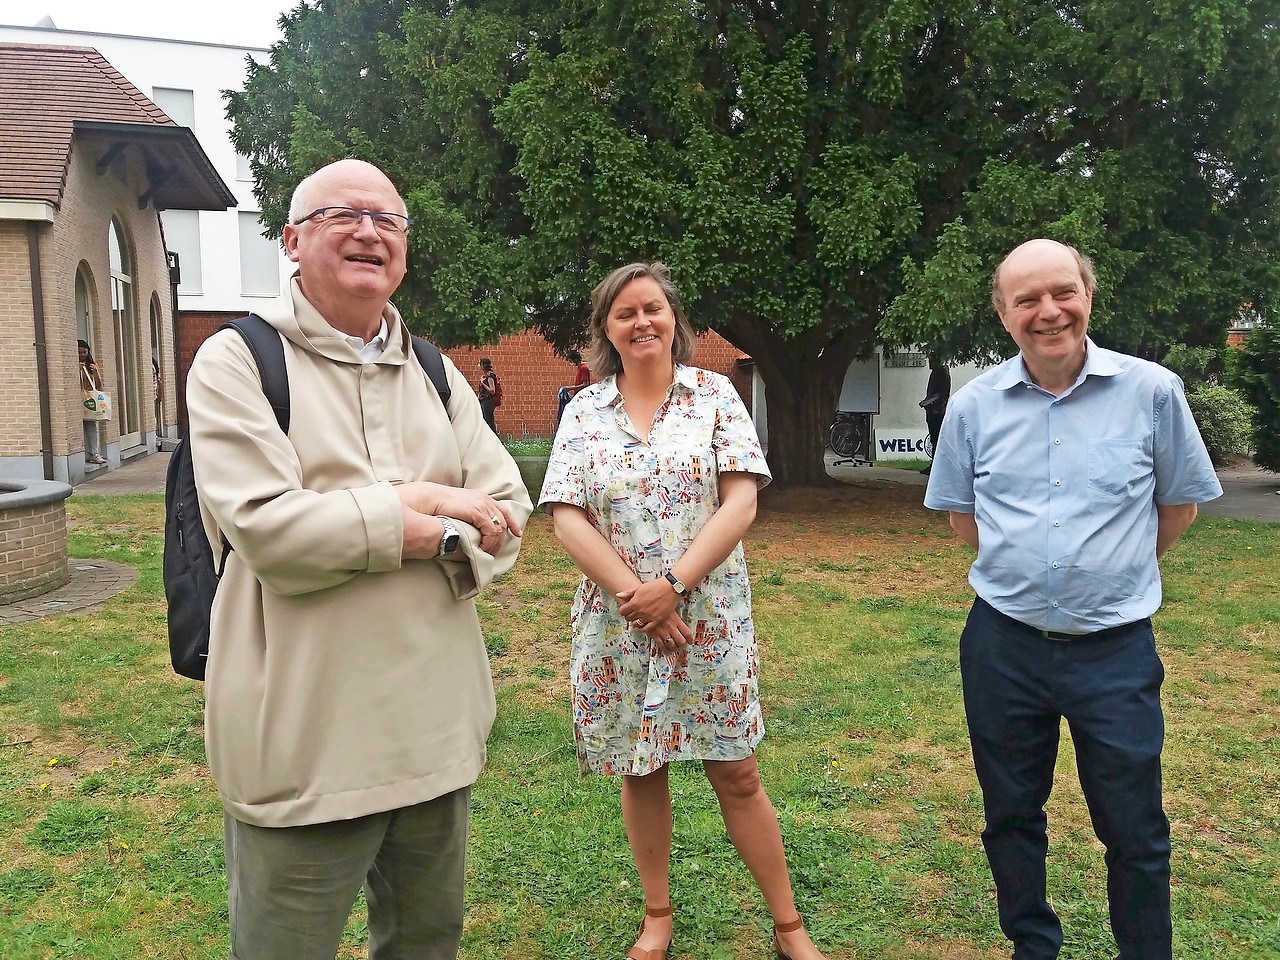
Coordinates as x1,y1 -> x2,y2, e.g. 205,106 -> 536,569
224,786 -> 470,960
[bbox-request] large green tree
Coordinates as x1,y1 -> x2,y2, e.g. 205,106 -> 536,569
228,0 -> 1280,484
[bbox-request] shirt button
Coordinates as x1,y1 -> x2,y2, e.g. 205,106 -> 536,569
1053,521 -> 1061,527
1054,480 -> 1062,486
1052,601 -> 1060,608
1052,562 -> 1059,569
1054,438 -> 1061,445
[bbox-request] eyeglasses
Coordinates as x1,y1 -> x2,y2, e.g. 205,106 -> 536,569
293,206 -> 413,236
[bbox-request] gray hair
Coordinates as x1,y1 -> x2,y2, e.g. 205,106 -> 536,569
584,262 -> 695,378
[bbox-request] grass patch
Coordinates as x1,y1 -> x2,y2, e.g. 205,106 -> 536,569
869,458 -> 932,473
503,438 -> 553,457
0,487 -> 1276,958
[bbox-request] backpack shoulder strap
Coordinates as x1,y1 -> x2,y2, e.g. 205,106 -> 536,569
214,317 -> 444,428
410,335 -> 452,412
222,314 -> 290,433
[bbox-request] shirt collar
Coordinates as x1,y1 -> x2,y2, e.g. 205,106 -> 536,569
286,274 -> 405,363
344,318 -> 389,361
594,363 -> 698,408
992,337 -> 1124,392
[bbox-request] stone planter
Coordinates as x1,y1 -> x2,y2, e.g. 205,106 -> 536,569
0,479 -> 73,604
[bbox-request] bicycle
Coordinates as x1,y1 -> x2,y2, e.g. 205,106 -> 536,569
829,411 -> 872,465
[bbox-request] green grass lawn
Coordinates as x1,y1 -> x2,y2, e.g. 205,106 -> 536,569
0,491 -> 1277,959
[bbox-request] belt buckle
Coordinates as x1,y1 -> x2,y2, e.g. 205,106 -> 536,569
1040,629 -> 1077,642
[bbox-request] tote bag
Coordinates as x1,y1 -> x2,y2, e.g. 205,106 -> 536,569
82,387 -> 112,421
80,362 -> 112,421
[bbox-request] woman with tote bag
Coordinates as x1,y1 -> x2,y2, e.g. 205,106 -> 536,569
78,339 -> 110,465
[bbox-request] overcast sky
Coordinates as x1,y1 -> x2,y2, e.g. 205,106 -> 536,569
0,0 -> 300,48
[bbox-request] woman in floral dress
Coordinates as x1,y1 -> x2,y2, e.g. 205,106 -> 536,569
539,263 -> 825,960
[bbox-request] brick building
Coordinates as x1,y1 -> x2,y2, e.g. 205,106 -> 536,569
0,42 -> 233,483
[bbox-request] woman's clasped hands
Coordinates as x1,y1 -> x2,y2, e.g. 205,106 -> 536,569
616,579 -> 693,662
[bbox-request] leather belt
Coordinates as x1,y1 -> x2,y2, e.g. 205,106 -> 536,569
1036,620 -> 1145,642
981,597 -> 1147,642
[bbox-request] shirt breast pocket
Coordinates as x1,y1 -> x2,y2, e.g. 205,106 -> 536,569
1087,439 -> 1149,499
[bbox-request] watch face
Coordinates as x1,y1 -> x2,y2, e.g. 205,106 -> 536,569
437,518 -> 461,556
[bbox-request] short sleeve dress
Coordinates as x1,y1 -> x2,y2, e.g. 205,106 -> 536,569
539,365 -> 772,776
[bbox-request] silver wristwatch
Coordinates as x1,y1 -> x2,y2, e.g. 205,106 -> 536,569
435,516 -> 461,557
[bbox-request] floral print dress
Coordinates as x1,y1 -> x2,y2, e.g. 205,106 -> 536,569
539,365 -> 771,776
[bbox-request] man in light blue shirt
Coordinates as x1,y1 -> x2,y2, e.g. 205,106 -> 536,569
925,239 -> 1221,960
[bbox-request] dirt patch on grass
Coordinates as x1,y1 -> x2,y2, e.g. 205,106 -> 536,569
758,482 -> 944,537
5,729 -> 127,777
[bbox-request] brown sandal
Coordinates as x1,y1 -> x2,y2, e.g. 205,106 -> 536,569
772,916 -> 805,960
626,904 -> 673,960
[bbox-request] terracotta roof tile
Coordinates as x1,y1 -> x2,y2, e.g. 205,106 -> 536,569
0,43 -> 178,205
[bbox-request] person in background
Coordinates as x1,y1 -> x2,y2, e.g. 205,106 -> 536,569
153,352 -> 163,449
78,339 -> 107,465
924,238 -> 1222,960
919,353 -> 950,474
539,261 -> 826,960
477,357 -> 499,434
556,349 -> 592,426
186,158 -> 531,960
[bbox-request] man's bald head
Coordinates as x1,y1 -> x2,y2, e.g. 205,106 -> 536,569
288,159 -> 407,224
991,239 -> 1096,314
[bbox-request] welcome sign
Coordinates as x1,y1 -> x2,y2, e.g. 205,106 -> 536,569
874,430 -> 930,458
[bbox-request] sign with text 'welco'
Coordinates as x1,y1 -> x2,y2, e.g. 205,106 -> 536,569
874,430 -> 928,457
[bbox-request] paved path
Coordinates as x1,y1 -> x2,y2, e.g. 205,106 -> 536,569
826,454 -> 1280,523
0,559 -> 138,626
76,450 -> 174,496
3,449 -> 1275,626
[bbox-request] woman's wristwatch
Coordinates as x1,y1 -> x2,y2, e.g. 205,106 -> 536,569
664,572 -> 688,596
435,516 -> 461,558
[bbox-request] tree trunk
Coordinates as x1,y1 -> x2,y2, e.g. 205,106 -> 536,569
724,320 -> 859,486
763,367 -> 847,485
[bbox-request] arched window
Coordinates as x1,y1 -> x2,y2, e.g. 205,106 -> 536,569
109,217 -> 143,450
75,265 -> 94,346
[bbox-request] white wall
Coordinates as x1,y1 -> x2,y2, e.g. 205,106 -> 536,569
870,350 -> 988,459
0,23 -> 293,316
747,350 -> 994,462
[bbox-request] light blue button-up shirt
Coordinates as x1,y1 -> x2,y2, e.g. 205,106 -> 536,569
924,339 -> 1222,633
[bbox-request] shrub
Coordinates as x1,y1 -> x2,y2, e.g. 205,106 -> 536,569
1162,344 -> 1224,385
1185,384 -> 1254,466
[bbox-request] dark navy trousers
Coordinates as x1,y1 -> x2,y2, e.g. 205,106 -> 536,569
960,597 -> 1172,960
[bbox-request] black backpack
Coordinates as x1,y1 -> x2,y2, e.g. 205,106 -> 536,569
163,314 -> 452,680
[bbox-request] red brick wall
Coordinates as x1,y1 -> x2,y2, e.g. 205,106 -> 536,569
175,315 -> 749,439
442,330 -> 749,437
176,310 -> 240,371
